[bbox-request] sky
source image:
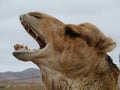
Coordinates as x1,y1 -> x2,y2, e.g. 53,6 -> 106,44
0,0 -> 120,72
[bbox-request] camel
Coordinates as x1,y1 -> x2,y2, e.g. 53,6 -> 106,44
13,12 -> 119,90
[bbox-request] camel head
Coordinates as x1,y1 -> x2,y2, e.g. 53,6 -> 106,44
13,12 -> 117,77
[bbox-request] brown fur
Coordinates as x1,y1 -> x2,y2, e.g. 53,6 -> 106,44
13,12 -> 119,90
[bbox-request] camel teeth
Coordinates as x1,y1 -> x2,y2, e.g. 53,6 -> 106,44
31,29 -> 38,37
24,46 -> 28,50
35,35 -> 38,40
27,28 -> 30,32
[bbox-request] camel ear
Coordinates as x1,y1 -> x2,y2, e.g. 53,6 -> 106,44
97,37 -> 116,52
65,24 -> 80,38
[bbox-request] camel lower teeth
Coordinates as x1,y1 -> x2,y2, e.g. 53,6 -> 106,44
14,44 -> 28,51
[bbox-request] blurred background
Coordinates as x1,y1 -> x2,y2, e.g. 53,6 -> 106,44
0,0 -> 120,72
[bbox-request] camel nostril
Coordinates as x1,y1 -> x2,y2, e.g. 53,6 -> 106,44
19,15 -> 23,20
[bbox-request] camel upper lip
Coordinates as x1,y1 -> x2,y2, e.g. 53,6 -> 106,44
20,15 -> 47,49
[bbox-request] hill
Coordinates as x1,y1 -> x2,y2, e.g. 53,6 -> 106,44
0,68 -> 40,82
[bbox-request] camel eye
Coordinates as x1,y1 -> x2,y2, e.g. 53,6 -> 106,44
29,12 -> 42,19
65,27 -> 80,38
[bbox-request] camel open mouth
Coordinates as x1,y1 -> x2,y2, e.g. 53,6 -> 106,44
13,16 -> 47,53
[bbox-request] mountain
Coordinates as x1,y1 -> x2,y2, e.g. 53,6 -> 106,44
0,68 -> 40,82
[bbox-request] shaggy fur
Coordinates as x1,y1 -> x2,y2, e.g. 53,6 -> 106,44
13,12 -> 119,90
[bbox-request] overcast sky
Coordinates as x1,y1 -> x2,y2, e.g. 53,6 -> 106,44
0,0 -> 120,72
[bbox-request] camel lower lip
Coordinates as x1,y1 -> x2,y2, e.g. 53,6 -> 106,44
13,44 -> 48,61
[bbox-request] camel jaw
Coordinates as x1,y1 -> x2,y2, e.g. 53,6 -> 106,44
13,14 -> 48,61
